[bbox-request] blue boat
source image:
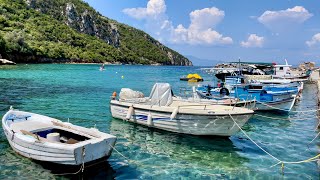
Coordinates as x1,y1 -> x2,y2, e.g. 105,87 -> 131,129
197,77 -> 299,112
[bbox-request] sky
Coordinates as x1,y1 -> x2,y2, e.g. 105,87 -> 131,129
83,0 -> 320,66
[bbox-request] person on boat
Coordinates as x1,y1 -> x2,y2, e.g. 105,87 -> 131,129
206,85 -> 212,96
217,81 -> 221,88
220,81 -> 225,87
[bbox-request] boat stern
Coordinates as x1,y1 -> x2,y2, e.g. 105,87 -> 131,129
74,135 -> 117,165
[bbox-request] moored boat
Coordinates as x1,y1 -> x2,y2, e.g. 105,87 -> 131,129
2,107 -> 116,166
110,83 -> 254,136
196,76 -> 299,112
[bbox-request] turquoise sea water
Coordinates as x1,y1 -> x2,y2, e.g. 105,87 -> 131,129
0,64 -> 319,179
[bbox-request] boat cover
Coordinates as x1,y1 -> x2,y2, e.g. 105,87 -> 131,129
119,88 -> 144,99
149,83 -> 173,106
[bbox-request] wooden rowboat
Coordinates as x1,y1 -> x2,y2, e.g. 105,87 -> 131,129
2,107 -> 116,166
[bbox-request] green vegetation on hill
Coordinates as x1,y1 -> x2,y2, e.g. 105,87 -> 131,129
0,0 -> 192,65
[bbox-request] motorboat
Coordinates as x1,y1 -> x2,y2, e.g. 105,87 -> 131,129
2,107 -> 117,165
198,84 -> 298,112
181,86 -> 256,109
202,60 -> 312,81
110,83 -> 254,137
197,74 -> 300,112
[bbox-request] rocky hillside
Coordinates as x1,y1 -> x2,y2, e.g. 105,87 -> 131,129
0,0 -> 192,65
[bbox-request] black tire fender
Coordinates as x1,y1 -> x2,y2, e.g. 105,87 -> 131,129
220,88 -> 230,96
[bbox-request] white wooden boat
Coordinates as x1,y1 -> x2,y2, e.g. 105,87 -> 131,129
2,108 -> 116,165
255,96 -> 297,111
110,83 -> 254,136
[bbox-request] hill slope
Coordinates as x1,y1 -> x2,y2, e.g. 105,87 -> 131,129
0,0 -> 192,65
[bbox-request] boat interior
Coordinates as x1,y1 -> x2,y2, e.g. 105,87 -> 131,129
35,128 -> 90,144
6,114 -> 91,144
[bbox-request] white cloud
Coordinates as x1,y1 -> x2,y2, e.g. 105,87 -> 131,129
258,6 -> 313,32
306,33 -> 320,47
122,0 -> 166,20
173,7 -> 233,45
122,1 -> 232,45
241,34 -> 264,48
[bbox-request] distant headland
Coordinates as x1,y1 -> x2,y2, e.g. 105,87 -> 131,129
0,0 -> 192,66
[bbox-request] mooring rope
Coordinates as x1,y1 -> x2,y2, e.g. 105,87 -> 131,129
229,114 -> 320,171
308,131 -> 320,146
256,100 -> 320,113
253,114 -> 317,121
53,147 -> 85,176
108,143 -> 132,163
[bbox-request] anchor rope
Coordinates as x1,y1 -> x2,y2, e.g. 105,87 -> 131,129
229,114 -> 320,169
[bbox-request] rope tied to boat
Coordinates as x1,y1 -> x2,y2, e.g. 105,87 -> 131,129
229,113 -> 320,172
253,113 -> 317,121
81,146 -> 86,173
108,143 -> 132,163
11,130 -> 15,141
255,99 -> 320,113
52,146 -> 86,176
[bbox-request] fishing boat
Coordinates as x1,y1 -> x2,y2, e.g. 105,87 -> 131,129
110,83 -> 254,136
180,86 -> 256,109
272,59 -> 311,80
198,84 -> 298,112
2,107 -> 117,165
202,59 -> 312,81
197,74 -> 300,112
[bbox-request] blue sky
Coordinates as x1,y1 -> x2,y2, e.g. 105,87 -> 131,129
83,0 -> 320,65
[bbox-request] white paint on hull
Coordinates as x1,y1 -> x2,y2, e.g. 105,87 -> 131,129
110,102 -> 253,136
255,97 -> 296,112
2,109 -> 117,165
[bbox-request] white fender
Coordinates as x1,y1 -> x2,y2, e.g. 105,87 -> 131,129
126,106 -> 134,120
170,107 -> 179,120
147,113 -> 153,127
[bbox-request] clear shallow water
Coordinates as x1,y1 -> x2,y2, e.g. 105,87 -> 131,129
0,64 -> 319,179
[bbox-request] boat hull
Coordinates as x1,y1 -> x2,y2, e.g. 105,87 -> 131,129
110,102 -> 253,136
2,110 -> 117,166
255,97 -> 296,112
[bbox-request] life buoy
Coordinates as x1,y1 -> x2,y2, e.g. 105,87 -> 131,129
220,88 -> 230,96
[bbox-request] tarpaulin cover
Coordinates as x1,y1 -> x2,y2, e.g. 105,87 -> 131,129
149,83 -> 173,106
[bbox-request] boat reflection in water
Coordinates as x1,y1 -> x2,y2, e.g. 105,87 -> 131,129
109,118 -> 253,179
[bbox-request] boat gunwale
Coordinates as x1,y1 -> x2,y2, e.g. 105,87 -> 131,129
110,100 -> 254,116
2,110 -> 116,149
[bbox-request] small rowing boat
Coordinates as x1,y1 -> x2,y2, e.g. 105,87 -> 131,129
2,107 -> 116,166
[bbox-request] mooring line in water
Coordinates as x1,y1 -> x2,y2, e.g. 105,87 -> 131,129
108,143 -> 132,163
229,114 -> 320,172
253,114 -> 316,121
308,131 -> 320,146
255,100 -> 320,113
52,147 -> 86,176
